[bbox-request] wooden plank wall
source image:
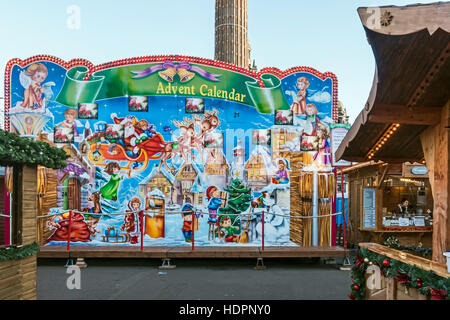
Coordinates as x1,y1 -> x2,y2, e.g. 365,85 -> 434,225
348,165 -> 378,245
420,100 -> 450,264
0,256 -> 37,300
22,166 -> 37,246
37,168 -> 58,244
0,166 -> 38,300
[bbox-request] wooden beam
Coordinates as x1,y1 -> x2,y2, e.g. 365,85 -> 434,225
386,278 -> 397,300
368,104 -> 441,125
432,102 -> 450,264
421,101 -> 450,264
359,243 -> 449,278
377,164 -> 389,189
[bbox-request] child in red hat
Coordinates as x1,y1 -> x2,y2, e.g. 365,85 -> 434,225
206,186 -> 224,224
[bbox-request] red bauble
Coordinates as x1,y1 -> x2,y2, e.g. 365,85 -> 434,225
382,259 -> 390,267
416,278 -> 421,282
417,282 -> 422,288
353,285 -> 360,291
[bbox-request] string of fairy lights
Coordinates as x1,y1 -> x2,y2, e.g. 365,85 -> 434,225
367,123 -> 400,160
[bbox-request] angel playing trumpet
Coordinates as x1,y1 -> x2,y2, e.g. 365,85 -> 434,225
16,63 -> 55,111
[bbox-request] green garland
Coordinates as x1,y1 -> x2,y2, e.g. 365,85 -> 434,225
383,236 -> 432,258
0,129 -> 69,169
0,242 -> 40,262
350,246 -> 450,300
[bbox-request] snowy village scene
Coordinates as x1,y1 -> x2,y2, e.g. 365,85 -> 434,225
5,56 -> 336,248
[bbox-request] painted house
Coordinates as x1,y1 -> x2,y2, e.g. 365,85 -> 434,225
203,147 -> 230,188
244,145 -> 277,192
175,162 -> 204,205
271,128 -> 301,162
57,144 -> 94,211
139,164 -> 176,204
190,175 -> 206,207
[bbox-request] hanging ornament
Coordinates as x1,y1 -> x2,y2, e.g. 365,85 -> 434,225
382,259 -> 390,267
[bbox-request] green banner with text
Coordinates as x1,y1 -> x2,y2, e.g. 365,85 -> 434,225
56,61 -> 290,114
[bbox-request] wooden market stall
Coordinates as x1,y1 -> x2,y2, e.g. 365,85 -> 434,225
335,3 -> 450,299
344,161 -> 434,247
0,130 -> 68,300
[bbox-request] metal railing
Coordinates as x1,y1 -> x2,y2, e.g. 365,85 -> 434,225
36,208 -> 343,253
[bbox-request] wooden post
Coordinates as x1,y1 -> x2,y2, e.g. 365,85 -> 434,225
332,168 -> 337,246
386,277 -> 397,300
420,101 -> 450,264
341,169 -> 347,250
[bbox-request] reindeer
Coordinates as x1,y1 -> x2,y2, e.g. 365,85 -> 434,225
172,119 -> 197,164
192,108 -> 221,161
183,117 -> 204,164
158,141 -> 179,172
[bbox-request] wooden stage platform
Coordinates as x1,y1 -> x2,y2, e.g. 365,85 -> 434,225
37,246 -> 347,259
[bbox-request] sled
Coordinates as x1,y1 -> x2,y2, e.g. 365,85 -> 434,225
88,133 -> 167,176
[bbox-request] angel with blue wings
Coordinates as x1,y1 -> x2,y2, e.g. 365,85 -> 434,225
18,63 -> 55,110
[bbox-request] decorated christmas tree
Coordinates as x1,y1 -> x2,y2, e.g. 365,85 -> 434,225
219,178 -> 252,229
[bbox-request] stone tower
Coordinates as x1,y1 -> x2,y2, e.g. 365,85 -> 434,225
215,0 -> 252,69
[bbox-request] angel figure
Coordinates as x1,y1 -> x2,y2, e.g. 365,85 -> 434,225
285,77 -> 310,115
17,63 -> 55,111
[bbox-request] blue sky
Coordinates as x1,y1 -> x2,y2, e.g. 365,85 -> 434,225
0,0 -> 440,123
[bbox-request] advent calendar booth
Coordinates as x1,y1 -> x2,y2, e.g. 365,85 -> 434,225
4,55 -> 346,263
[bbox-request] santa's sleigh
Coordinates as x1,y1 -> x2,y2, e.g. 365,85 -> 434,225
88,134 -> 166,176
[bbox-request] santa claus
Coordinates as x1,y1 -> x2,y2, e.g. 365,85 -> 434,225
111,113 -> 146,157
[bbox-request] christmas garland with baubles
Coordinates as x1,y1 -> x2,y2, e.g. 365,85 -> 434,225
0,130 -> 68,169
350,246 -> 450,300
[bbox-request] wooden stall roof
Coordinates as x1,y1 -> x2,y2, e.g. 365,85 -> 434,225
336,2 -> 450,163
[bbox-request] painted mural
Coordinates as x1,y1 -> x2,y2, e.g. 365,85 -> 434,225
4,55 -> 337,247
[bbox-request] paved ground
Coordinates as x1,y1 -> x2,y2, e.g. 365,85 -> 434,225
37,258 -> 352,300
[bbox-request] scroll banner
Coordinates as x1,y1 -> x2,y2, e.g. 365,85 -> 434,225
56,62 -> 290,114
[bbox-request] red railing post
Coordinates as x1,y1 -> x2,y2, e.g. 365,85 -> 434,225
341,169 -> 347,249
66,210 -> 72,252
262,211 -> 265,252
191,209 -> 195,251
139,210 -> 144,252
